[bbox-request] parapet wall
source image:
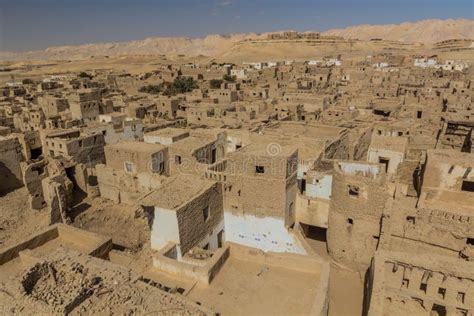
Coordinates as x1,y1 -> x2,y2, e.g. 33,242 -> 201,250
152,242 -> 230,285
0,224 -> 112,265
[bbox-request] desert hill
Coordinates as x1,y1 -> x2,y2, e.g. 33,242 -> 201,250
322,19 -> 473,43
0,19 -> 472,61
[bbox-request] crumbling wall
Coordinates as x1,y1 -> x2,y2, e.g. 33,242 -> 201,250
353,126 -> 374,161
22,159 -> 48,209
67,163 -> 100,198
42,175 -> 73,224
96,164 -> 165,205
394,159 -> 422,197
0,137 -> 24,194
380,207 -> 474,260
367,251 -> 474,316
324,132 -> 350,160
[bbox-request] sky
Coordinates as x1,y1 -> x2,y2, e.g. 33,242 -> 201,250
0,0 -> 472,52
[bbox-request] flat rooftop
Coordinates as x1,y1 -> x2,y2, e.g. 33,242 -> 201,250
100,112 -> 126,118
145,127 -> 189,138
369,135 -> 408,152
235,142 -> 298,158
168,135 -> 215,152
107,141 -> 166,153
140,174 -> 217,210
419,189 -> 474,215
427,149 -> 474,166
264,121 -> 346,139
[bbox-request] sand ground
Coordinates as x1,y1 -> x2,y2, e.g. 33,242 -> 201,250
304,232 -> 365,316
186,256 -> 321,316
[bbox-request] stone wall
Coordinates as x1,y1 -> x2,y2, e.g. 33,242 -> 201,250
367,250 -> 473,316
176,182 -> 224,255
0,137 -> 24,194
327,162 -> 388,271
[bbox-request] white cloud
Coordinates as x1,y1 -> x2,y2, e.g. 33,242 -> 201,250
218,0 -> 232,6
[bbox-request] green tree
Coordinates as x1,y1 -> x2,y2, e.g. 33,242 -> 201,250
78,72 -> 93,79
164,77 -> 199,96
209,79 -> 223,89
138,84 -> 162,94
223,74 -> 236,82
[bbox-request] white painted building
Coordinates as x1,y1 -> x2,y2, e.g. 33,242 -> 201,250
230,69 -> 247,79
367,135 -> 408,174
142,175 -> 225,261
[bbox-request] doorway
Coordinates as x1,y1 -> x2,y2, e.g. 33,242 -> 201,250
217,229 -> 224,248
378,157 -> 390,173
211,148 -> 217,163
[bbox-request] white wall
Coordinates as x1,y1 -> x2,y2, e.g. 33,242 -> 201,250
152,208 -> 225,260
224,211 -> 306,254
306,174 -> 332,199
339,161 -> 381,177
144,135 -> 174,145
103,123 -> 143,145
367,149 -> 403,174
151,207 -> 180,253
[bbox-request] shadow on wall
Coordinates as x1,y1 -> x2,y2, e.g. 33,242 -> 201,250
0,162 -> 23,197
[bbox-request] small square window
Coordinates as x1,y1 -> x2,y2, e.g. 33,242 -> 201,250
175,155 -> 182,165
347,218 -> 353,225
420,283 -> 427,293
461,180 -> 474,192
406,216 -> 416,224
438,287 -> 446,299
431,304 -> 446,315
402,278 -> 409,288
255,165 -> 265,174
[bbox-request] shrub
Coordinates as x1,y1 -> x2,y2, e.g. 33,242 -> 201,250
164,77 -> 199,96
138,84 -> 162,94
210,79 -> 223,89
223,74 -> 236,82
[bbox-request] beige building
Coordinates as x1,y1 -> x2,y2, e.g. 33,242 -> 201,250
68,89 -> 101,122
327,161 -> 388,271
368,135 -> 408,174
97,141 -> 169,205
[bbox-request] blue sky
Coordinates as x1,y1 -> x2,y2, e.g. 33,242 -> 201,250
0,0 -> 472,51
